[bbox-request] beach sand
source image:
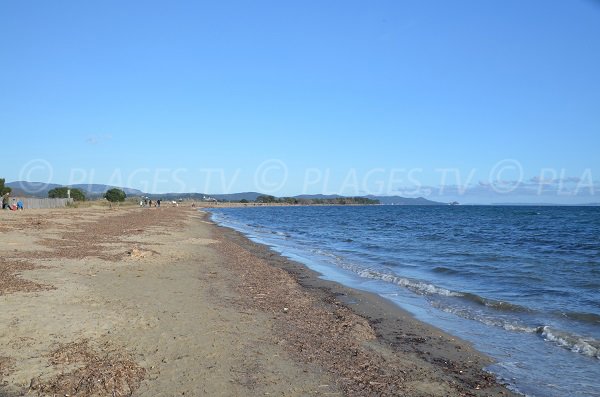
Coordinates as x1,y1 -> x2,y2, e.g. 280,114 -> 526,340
0,206 -> 518,396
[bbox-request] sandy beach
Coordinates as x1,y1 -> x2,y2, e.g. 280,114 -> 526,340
0,205 -> 518,396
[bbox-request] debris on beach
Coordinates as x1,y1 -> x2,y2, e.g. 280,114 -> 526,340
128,247 -> 149,259
0,259 -> 54,295
0,356 -> 15,384
29,339 -> 146,397
34,208 -> 186,260
183,237 -> 219,245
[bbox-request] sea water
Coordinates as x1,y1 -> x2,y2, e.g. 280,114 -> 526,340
208,205 -> 600,397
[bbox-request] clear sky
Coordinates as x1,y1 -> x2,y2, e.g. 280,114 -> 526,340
1,0 -> 599,203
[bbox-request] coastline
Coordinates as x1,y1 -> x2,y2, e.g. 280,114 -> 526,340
206,209 -> 519,397
0,206 -> 518,396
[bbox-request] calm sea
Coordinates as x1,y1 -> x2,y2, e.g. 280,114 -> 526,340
208,205 -> 600,397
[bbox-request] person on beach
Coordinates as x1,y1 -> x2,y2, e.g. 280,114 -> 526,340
17,200 -> 23,210
157,199 -> 161,208
2,193 -> 10,209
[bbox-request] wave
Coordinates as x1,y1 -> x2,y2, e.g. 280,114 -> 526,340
437,305 -> 600,360
559,311 -> 600,325
271,231 -> 291,238
432,266 -> 461,275
351,265 -> 532,314
433,303 -> 539,333
537,326 -> 600,360
319,256 -> 537,317
460,293 -> 533,313
354,268 -> 462,297
367,263 -> 600,361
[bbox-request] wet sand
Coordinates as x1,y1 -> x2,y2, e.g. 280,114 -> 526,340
0,206 -> 518,396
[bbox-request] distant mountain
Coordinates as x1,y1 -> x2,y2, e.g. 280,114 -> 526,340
7,181 -> 447,205
366,195 -> 446,205
71,184 -> 144,196
294,194 -> 344,200
294,194 -> 448,205
294,194 -> 445,205
212,192 -> 263,202
7,181 -> 143,198
146,192 -> 265,201
149,192 -> 206,200
7,181 -> 62,197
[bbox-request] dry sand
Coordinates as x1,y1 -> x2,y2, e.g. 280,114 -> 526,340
0,206 -> 518,396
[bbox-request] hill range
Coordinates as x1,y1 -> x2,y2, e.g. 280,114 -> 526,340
7,181 -> 447,205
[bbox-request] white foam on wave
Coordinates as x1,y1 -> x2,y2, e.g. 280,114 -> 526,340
433,303 -> 600,360
501,322 -> 538,334
433,303 -> 538,334
309,248 -> 463,298
355,268 -> 462,297
538,326 -> 600,359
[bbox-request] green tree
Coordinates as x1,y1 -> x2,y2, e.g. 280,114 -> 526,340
256,195 -> 276,203
0,178 -> 12,196
48,187 -> 86,201
104,188 -> 126,203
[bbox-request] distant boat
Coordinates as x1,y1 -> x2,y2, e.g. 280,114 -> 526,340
449,201 -> 459,205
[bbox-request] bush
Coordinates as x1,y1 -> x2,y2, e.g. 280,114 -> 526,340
0,178 -> 11,196
104,188 -> 126,203
256,195 -> 276,203
48,187 -> 86,201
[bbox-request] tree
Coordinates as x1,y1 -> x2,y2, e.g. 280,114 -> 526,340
0,178 -> 12,196
48,187 -> 86,201
256,195 -> 276,203
104,188 -> 126,203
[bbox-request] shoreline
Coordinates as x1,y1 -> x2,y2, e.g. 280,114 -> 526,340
0,206 -> 518,396
204,209 -> 519,396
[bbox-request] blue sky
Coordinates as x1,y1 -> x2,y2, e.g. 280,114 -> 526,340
1,0 -> 599,203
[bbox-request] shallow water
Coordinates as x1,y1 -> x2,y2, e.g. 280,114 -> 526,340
208,205 -> 600,397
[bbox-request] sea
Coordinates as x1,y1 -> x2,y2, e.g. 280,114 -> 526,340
207,205 -> 600,397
